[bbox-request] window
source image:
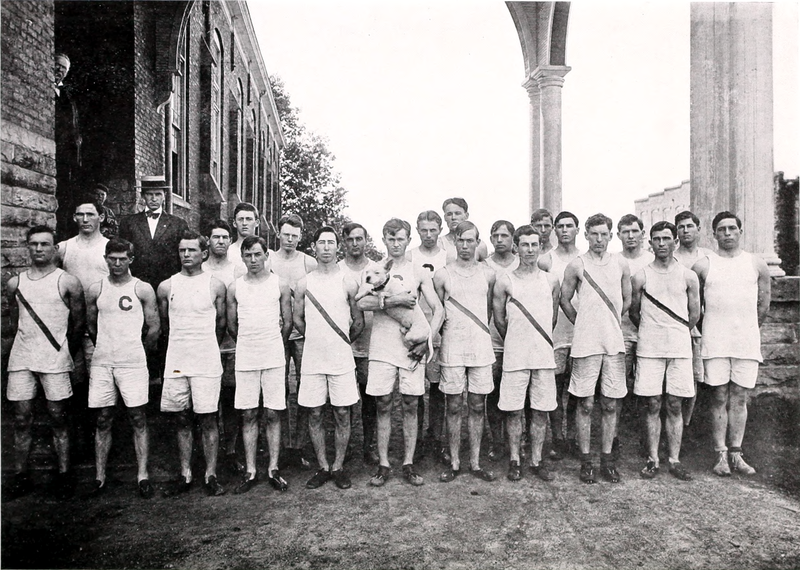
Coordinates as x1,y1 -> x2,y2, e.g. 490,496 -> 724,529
171,28 -> 188,200
235,80 -> 244,198
210,32 -> 222,183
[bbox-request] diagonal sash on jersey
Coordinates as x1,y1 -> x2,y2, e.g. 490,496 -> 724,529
15,289 -> 63,352
642,289 -> 690,328
446,297 -> 491,336
582,268 -> 621,326
304,289 -> 351,345
508,297 -> 553,347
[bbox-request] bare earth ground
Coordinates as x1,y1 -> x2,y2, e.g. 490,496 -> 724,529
2,384 -> 799,570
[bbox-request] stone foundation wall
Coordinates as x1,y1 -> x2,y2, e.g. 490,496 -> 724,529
757,277 -> 800,399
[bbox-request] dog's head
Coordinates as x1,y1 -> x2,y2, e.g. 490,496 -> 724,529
364,259 -> 393,288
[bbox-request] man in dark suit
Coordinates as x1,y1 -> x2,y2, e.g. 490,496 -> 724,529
119,177 -> 188,381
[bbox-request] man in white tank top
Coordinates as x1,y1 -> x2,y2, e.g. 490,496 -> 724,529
440,197 -> 488,263
485,220 -> 519,463
85,238 -> 160,498
630,222 -> 700,482
434,221 -> 497,483
294,227 -> 364,490
157,231 -> 228,497
561,213 -> 631,484
692,211 -> 771,477
269,214 -> 317,467
6,226 -> 84,500
227,236 -> 292,494
227,202 -> 260,274
674,210 -> 714,428
493,226 -> 560,483
202,219 -> 244,476
408,210 -> 448,464
538,211 -> 581,460
360,218 -> 443,488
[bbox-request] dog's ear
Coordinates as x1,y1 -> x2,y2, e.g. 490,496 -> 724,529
384,258 -> 394,272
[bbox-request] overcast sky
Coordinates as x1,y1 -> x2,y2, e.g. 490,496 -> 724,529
249,1 -> 799,253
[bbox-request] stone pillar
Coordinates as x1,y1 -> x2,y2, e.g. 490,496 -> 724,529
523,77 -> 541,215
533,65 -> 570,214
690,3 -> 783,275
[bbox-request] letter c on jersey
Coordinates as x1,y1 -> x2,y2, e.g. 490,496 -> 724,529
119,296 -> 133,311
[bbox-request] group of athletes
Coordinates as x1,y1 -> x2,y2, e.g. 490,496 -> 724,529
4,186 -> 771,501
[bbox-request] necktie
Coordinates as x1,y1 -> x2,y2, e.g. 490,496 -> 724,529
147,212 -> 160,220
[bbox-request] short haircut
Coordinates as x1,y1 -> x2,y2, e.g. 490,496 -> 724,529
617,214 -> 643,231
674,210 -> 701,227
442,197 -> 469,213
554,211 -> 579,227
241,235 -> 268,253
92,183 -> 109,196
73,194 -> 105,216
530,208 -> 553,224
650,221 -> 677,238
278,213 -> 304,231
383,218 -> 411,237
342,222 -> 368,239
313,225 -> 339,244
105,237 -> 135,257
513,224 -> 541,246
180,229 -> 208,252
455,220 -> 479,240
208,219 -> 232,236
585,213 -> 613,231
416,210 -> 442,227
490,220 -> 515,235
233,202 -> 259,218
712,211 -> 742,231
26,225 -> 56,243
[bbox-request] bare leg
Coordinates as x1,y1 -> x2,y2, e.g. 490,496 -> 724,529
265,408 -> 281,473
94,407 -> 114,484
665,395 -> 683,463
307,406 -> 329,470
643,396 -> 662,464
507,410 -> 523,463
599,395 -> 618,455
241,408 -> 259,476
332,406 -> 351,471
13,400 -> 34,474
467,392 -> 485,470
198,412 -> 219,481
708,384 -> 729,451
46,400 -> 70,473
402,394 -> 418,465
576,396 -> 594,455
446,392 -> 464,470
128,406 -> 150,482
727,383 -> 750,449
486,357 -> 504,449
376,394 -> 393,467
529,410 -> 547,465
550,373 -> 569,442
175,411 -> 193,481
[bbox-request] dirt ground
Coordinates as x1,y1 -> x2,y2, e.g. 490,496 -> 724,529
2,386 -> 799,570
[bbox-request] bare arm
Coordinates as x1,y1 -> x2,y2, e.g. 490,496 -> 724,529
686,270 -> 701,331
691,257 -> 710,333
61,274 -> 85,356
549,273 -> 561,330
85,282 -> 101,345
754,256 -> 772,327
345,277 -> 365,342
420,270 -> 444,338
157,280 -> 171,341
357,290 -> 416,311
279,279 -> 293,344
629,270 -> 645,329
226,281 -> 238,342
620,258 -> 632,318
211,277 -> 227,346
559,260 -> 580,324
492,274 -> 509,340
485,267 -> 496,324
136,280 -> 161,352
7,275 -> 20,338
293,276 -> 307,336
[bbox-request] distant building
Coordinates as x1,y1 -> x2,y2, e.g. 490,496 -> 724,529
634,180 -> 690,230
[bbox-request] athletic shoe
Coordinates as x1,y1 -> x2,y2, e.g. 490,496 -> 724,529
507,460 -> 522,482
306,469 -> 331,489
439,467 -> 460,483
234,473 -> 258,495
712,451 -> 731,477
579,462 -> 596,484
267,470 -> 288,492
204,475 -> 226,497
640,460 -> 659,479
470,468 -> 496,482
331,469 -> 352,490
369,466 -> 391,487
529,463 -> 555,482
600,463 -> 621,483
668,462 -> 692,481
138,479 -> 154,499
402,464 -> 424,487
437,446 -> 452,466
729,452 -> 756,475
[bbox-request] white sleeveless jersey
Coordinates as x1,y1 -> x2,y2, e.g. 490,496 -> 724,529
503,271 -> 556,371
338,260 -> 374,359
571,254 -> 625,358
637,264 -> 692,359
59,235 -> 109,292
485,255 -> 519,352
439,265 -> 495,367
9,269 -> 73,373
234,274 -> 285,371
409,247 -> 447,347
164,272 -> 223,378
301,270 -> 355,375
92,277 -> 147,368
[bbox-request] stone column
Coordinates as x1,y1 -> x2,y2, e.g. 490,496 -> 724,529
533,65 -> 570,214
690,3 -> 783,275
523,77 -> 541,215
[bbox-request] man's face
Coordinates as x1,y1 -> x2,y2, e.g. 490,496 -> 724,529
456,229 -> 479,261
312,232 -> 338,264
234,210 -> 258,239
54,58 -> 70,84
555,218 -> 578,245
443,204 -> 468,232
416,221 -> 441,250
178,239 -> 206,269
490,224 -> 513,255
142,190 -> 165,212
676,218 -> 700,248
517,233 -> 541,265
532,217 -> 553,241
105,251 -> 133,278
382,229 -> 410,259
74,203 -> 103,235
344,228 -> 366,258
242,243 -> 268,275
27,232 -> 57,266
714,218 -> 742,251
279,224 -> 301,252
618,223 -> 643,252
649,229 -> 677,261
209,228 -> 231,257
585,223 -> 612,254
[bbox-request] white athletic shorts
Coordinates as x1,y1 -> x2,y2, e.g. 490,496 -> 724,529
499,369 -> 557,412
634,357 -> 695,398
7,370 -> 72,402
298,370 -> 359,408
161,376 -> 221,414
568,353 -> 627,399
703,357 -> 759,390
235,367 -> 286,411
439,365 -> 493,395
366,361 -> 425,397
89,366 -> 149,408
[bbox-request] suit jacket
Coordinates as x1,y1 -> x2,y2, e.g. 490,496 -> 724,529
119,211 -> 189,289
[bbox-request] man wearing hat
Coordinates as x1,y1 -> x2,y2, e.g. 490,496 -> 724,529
54,53 -> 82,239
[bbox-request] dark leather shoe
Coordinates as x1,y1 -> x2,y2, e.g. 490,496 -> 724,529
204,475 -> 226,496
507,460 -> 522,482
138,479 -> 154,499
234,473 -> 257,495
306,469 -> 331,489
267,470 -> 289,492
